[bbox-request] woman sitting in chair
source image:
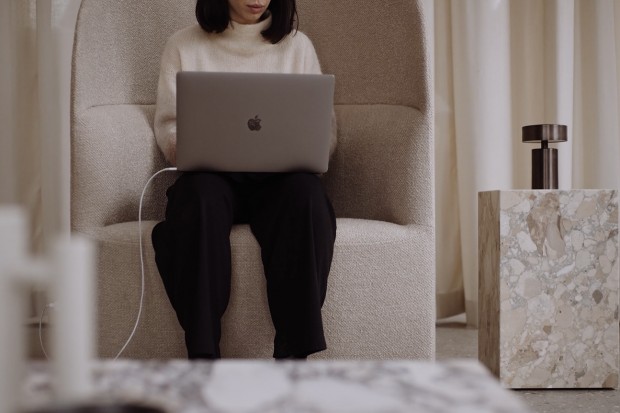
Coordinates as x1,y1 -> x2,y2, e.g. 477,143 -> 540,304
151,0 -> 337,360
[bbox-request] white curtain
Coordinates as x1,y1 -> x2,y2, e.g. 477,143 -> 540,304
0,0 -> 79,319
435,0 -> 620,325
1,0 -> 39,233
0,0 -> 78,250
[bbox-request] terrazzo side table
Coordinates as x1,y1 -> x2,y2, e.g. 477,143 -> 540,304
478,190 -> 619,389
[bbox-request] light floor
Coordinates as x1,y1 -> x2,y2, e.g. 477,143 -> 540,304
436,315 -> 620,413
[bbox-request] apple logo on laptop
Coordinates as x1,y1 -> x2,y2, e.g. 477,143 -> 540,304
247,115 -> 262,131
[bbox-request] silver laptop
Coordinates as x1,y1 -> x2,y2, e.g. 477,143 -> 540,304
176,72 -> 335,173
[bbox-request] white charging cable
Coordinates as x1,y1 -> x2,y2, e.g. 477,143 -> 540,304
115,166 -> 177,359
38,167 -> 178,360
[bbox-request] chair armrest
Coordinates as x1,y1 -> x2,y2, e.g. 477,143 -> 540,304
71,104 -> 179,231
324,104 -> 433,227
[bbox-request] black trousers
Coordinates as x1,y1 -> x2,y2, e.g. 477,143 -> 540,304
151,172 -> 336,359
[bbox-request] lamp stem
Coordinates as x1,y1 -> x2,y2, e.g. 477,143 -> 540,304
532,148 -> 558,189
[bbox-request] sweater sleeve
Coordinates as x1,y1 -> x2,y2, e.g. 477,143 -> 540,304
302,34 -> 338,157
154,36 -> 181,165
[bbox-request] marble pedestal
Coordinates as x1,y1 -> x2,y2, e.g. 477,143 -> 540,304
478,190 -> 619,389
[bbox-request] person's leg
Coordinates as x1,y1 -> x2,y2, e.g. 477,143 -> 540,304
248,173 -> 337,358
152,172 -> 239,359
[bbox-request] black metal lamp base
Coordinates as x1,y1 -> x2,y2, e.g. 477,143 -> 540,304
522,124 -> 567,190
532,147 -> 558,189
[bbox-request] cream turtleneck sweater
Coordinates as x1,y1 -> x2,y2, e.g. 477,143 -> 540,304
154,15 -> 336,165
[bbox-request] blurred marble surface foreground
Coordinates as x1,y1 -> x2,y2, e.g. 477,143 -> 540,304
23,359 -> 531,413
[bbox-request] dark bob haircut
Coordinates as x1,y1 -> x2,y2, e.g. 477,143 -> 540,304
196,0 -> 298,44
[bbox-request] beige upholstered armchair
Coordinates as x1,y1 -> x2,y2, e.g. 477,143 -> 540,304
71,0 -> 434,359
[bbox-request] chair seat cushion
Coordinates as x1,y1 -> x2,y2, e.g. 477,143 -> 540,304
82,218 -> 434,359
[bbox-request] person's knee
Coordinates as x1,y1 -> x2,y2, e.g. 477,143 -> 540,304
277,174 -> 336,239
169,173 -> 234,223
179,173 -> 229,194
279,173 -> 325,208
